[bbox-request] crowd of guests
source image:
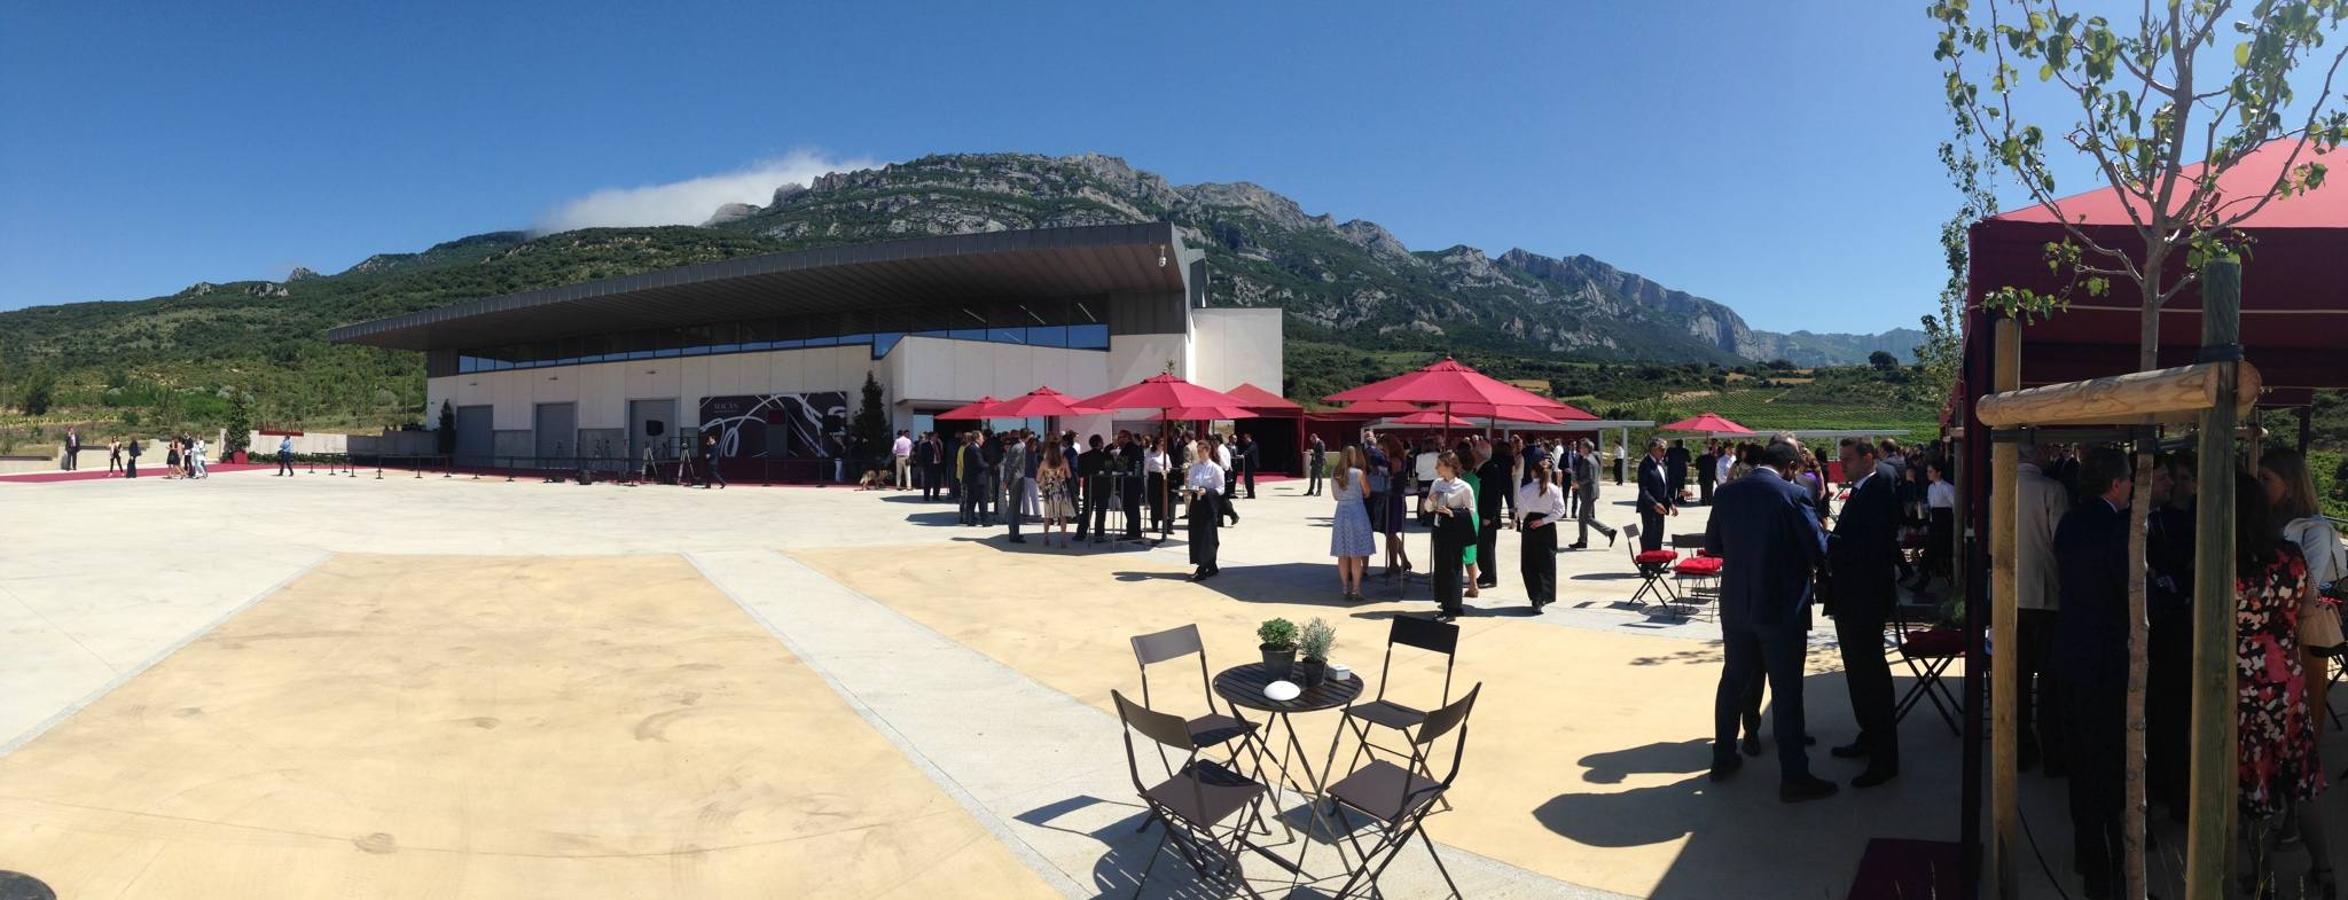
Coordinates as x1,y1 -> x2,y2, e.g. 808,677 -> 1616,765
54,428 -> 220,480
2005,443 -> 2343,898
881,426 -> 1267,577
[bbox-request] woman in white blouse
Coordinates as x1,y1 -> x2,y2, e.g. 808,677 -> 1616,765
1516,454 -> 1567,613
1143,436 -> 1172,536
1422,451 -> 1475,621
1185,440 -> 1226,581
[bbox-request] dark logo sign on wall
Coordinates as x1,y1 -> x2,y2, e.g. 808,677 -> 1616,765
699,392 -> 847,459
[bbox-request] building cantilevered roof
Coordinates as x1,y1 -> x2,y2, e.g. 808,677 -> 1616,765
327,222 -> 1199,352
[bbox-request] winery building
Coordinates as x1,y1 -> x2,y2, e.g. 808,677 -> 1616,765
327,223 -> 1283,478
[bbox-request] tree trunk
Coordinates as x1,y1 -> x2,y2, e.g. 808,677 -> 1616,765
2122,273 -> 2161,900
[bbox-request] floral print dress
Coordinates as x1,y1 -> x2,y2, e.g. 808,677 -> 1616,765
2238,544 -> 2325,819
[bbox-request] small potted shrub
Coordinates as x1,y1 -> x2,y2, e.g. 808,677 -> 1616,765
1295,618 -> 1337,687
1258,618 -> 1298,674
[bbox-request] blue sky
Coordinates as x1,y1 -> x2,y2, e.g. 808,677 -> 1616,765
4,2 -> 2005,332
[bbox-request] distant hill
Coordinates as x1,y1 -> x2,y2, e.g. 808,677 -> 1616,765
0,152 -> 1929,432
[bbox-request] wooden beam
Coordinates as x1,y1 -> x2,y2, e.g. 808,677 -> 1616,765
2184,259 -> 2242,900
1990,319 -> 2021,900
1973,360 -> 2261,428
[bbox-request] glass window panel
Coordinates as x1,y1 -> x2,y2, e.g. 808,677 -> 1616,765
803,335 -> 838,347
1070,323 -> 1109,350
774,338 -> 805,349
913,329 -> 949,340
948,328 -> 985,341
1028,325 -> 1068,348
989,326 -> 1025,344
873,333 -> 904,356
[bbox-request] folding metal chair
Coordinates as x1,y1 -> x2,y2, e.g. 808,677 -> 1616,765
1889,603 -> 1963,735
1330,617 -> 1458,809
1113,690 -> 1276,899
1131,624 -> 1267,776
1669,532 -> 1722,619
1622,524 -> 1682,611
1323,684 -> 1481,900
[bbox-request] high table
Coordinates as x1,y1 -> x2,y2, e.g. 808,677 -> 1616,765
1212,662 -> 1363,884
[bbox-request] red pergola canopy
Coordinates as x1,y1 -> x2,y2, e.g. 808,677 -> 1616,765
1224,382 -> 1303,414
1968,138 -> 2348,401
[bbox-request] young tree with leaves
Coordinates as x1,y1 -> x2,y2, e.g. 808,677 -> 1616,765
1933,2 -> 2347,897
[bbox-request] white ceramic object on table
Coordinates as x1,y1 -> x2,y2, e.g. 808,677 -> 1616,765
1263,680 -> 1302,702
1327,663 -> 1353,681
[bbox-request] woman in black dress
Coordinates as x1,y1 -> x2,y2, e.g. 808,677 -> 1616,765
1422,451 -> 1475,621
1184,440 -> 1224,581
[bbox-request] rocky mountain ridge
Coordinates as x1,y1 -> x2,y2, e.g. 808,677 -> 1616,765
695,152 -> 1915,365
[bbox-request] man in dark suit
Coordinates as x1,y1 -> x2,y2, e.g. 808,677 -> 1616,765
1826,438 -> 1900,787
1665,439 -> 1691,501
916,433 -> 942,501
1305,434 -> 1327,496
1116,431 -> 1145,539
1077,435 -> 1111,542
955,433 -> 988,526
1236,433 -> 1259,499
1636,439 -> 1674,552
1474,438 -> 1512,589
2054,447 -> 2134,899
1695,440 -> 1717,506
1705,441 -> 1835,802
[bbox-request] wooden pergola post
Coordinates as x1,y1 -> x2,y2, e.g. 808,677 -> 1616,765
2183,258 -> 2242,900
1990,318 -> 2021,900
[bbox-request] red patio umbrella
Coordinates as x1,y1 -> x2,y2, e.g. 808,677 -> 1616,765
1325,356 -> 1576,440
1333,399 -> 1427,417
1150,404 -> 1259,421
984,386 -> 1100,418
937,396 -> 1005,420
1659,412 -> 1753,434
1445,401 -> 1563,424
1383,410 -> 1480,429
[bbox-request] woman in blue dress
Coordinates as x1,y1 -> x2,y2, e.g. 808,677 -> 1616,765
1329,445 -> 1377,601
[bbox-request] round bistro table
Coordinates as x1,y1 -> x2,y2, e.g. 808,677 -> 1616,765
1212,662 -> 1364,884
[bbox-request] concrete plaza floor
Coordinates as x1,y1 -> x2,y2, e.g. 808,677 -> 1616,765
1,463 -> 2281,898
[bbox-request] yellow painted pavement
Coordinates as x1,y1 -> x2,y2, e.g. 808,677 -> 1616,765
0,553 -> 1058,900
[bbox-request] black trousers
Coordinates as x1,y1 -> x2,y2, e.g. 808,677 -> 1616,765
1429,512 -> 1470,615
1519,520 -> 1556,607
1639,510 -> 1665,552
1717,618 -> 1813,780
1923,507 -> 1955,578
1306,461 -> 1323,495
958,476 -> 986,524
1698,475 -> 1714,505
1121,483 -> 1143,539
921,463 -> 941,500
1242,464 -> 1255,499
2146,606 -> 2193,815
1832,599 -> 1899,769
1145,472 -> 1170,532
2064,670 -> 2125,894
1613,459 -> 1624,485
2016,608 -> 2064,767
1475,518 -> 1500,587
1187,490 -> 1220,569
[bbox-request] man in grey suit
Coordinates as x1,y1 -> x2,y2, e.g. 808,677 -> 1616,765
1000,433 -> 1030,544
63,427 -> 80,471
1570,439 -> 1616,549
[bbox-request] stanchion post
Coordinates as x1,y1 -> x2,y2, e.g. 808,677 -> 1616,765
2184,258 -> 2241,900
1989,318 -> 2020,900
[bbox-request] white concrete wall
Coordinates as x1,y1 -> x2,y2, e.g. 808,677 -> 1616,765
248,432 -> 351,455
1190,307 -> 1285,394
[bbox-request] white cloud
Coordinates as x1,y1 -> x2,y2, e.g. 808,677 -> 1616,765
534,150 -> 878,233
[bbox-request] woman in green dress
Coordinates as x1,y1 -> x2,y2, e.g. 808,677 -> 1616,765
1459,441 -> 1483,598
